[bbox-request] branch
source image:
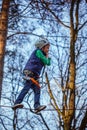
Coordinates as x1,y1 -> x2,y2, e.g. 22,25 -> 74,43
79,110 -> 87,130
75,0 -> 80,30
78,20 -> 87,31
45,72 -> 63,118
41,1 -> 70,28
0,118 -> 8,130
39,113 -> 50,130
7,32 -> 40,39
70,0 -> 75,29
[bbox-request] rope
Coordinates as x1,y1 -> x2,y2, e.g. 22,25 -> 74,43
41,66 -> 45,88
0,105 -> 87,110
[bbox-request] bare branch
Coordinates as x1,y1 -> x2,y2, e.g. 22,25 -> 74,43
45,72 -> 63,118
78,20 -> 87,31
79,110 -> 87,130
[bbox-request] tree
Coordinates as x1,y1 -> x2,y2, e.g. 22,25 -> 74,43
1,0 -> 87,130
0,0 -> 10,100
30,0 -> 87,130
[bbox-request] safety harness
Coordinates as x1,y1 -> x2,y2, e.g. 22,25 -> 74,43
23,70 -> 41,88
23,67 -> 45,89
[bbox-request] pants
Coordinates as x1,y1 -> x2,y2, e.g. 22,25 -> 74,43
15,80 -> 40,109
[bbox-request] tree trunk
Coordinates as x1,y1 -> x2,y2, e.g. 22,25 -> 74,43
0,0 -> 10,100
63,1 -> 78,129
64,120 -> 71,130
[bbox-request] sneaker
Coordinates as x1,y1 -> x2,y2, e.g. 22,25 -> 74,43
12,103 -> 24,110
34,105 -> 46,113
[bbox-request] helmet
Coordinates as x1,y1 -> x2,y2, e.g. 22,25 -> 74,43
35,37 -> 50,49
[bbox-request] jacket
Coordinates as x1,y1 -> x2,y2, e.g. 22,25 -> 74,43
23,49 -> 51,76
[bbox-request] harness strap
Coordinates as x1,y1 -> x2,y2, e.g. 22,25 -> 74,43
30,77 -> 41,88
23,75 -> 41,88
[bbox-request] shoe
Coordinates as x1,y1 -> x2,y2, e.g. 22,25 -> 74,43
34,105 -> 46,113
12,103 -> 24,110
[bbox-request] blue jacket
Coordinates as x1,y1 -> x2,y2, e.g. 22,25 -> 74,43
23,49 -> 45,76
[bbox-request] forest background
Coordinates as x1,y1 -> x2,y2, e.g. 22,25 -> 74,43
0,0 -> 87,130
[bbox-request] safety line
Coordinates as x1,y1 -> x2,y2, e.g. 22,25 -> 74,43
0,105 -> 87,110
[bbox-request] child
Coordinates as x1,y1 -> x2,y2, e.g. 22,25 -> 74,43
12,37 -> 51,113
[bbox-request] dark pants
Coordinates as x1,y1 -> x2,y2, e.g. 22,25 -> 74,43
15,80 -> 40,109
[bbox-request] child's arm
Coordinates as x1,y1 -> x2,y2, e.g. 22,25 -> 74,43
36,50 -> 51,65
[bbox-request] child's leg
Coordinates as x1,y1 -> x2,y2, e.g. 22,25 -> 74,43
32,84 -> 46,113
32,84 -> 40,109
14,80 -> 32,104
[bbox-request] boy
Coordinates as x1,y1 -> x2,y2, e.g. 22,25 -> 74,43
12,37 -> 51,113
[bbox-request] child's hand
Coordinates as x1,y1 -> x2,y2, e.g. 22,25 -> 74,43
46,53 -> 49,58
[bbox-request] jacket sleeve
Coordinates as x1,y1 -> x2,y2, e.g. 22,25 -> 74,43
36,50 -> 51,66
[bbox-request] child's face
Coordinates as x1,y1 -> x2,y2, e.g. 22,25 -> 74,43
42,44 -> 50,54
